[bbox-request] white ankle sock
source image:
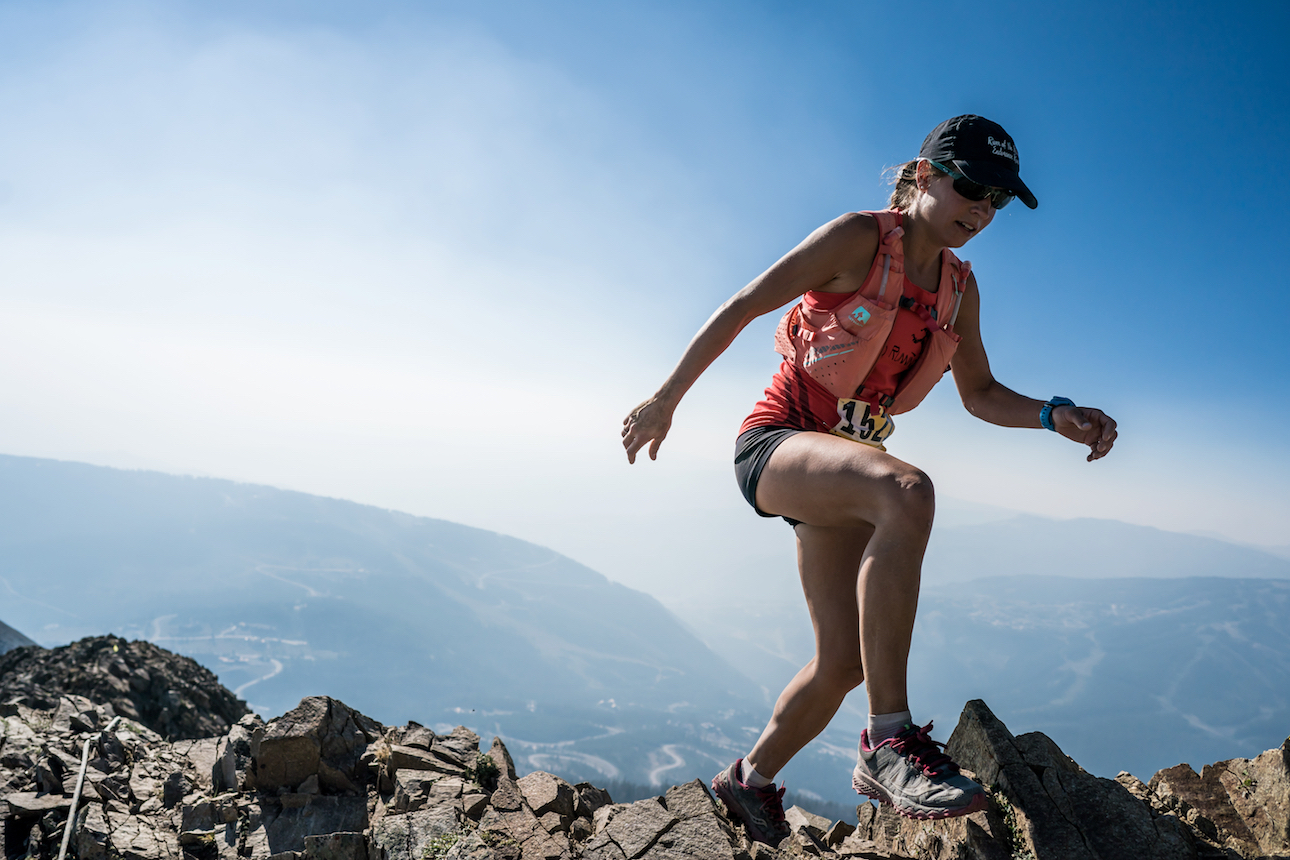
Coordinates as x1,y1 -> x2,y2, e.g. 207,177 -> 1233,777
867,710 -> 913,746
740,759 -> 774,788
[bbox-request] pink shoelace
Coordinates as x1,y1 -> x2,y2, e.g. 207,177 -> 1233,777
753,783 -> 788,825
887,721 -> 960,778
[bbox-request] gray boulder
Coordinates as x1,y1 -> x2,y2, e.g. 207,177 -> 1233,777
253,696 -> 383,795
1146,739 -> 1290,858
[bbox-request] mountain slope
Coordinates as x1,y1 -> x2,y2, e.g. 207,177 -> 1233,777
684,567 -> 1290,783
0,617 -> 36,655
923,515 -> 1290,582
684,512 -> 1290,688
0,455 -> 750,714
0,454 -> 794,792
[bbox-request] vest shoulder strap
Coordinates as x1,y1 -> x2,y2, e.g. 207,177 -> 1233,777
859,209 -> 906,303
939,249 -> 970,327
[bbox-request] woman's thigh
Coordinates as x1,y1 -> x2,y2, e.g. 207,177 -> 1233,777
755,432 -> 934,530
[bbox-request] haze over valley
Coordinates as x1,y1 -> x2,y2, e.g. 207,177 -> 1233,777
2,454 -> 1289,805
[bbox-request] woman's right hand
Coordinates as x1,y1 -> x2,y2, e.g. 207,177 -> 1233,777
622,397 -> 674,464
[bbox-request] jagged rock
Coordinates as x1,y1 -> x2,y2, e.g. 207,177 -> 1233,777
390,723 -> 435,752
517,772 -> 575,832
388,744 -> 466,776
822,818 -> 853,848
853,784 -> 1011,859
649,780 -> 742,859
254,697 -> 382,795
394,773 -> 466,816
303,831 -> 369,860
371,805 -> 462,860
849,700 -> 1261,860
0,635 -> 248,739
582,780 -> 745,860
4,642 -> 1289,860
785,804 -> 831,840
837,827 -> 911,860
172,736 -> 222,792
263,796 -> 369,854
1148,741 -> 1290,859
52,694 -> 108,733
71,799 -> 184,860
463,791 -> 489,820
74,803 -> 111,860
574,783 -> 612,819
488,736 -> 519,782
585,796 -> 674,859
482,774 -> 570,859
3,792 -> 72,817
213,713 -> 264,793
436,727 -> 483,763
102,803 -> 183,860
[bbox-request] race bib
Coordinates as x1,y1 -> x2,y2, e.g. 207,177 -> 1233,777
830,398 -> 895,450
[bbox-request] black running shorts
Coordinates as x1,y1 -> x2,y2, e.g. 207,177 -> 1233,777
733,426 -> 806,528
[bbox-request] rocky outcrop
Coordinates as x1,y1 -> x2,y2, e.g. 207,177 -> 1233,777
845,700 -> 1290,860
1,686 -> 912,860
1137,743 -> 1290,858
2,639 -> 1289,860
0,636 -> 249,740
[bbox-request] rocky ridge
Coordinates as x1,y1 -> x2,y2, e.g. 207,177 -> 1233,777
0,636 -> 249,741
1,637 -> 1288,860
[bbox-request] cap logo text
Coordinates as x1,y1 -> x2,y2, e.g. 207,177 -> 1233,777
988,135 -> 1019,165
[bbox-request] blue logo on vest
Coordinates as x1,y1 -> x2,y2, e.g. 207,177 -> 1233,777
850,307 -> 871,326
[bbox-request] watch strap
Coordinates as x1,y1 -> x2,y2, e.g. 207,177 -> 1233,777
1041,396 -> 1075,432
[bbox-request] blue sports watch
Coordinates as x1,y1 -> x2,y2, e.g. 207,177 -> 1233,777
1040,396 -> 1075,432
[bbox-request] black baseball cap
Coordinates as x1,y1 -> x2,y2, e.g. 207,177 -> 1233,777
919,115 -> 1038,209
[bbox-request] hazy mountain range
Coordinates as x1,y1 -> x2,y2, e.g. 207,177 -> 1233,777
2,453 -> 1288,805
676,516 -> 1290,784
0,617 -> 35,653
0,454 -> 847,801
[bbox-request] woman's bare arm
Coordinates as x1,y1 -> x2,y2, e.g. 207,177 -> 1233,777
622,213 -> 879,463
950,273 -> 1117,461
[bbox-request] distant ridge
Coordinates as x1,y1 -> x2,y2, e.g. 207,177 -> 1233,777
924,514 -> 1290,583
0,617 -> 36,655
0,454 -> 819,796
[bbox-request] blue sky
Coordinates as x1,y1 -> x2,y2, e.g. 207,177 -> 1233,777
1,0 -> 1287,606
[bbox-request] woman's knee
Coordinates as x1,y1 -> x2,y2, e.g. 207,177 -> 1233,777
813,659 -> 865,695
874,466 -> 935,528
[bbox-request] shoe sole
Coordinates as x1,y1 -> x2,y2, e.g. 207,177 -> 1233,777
852,769 -> 988,820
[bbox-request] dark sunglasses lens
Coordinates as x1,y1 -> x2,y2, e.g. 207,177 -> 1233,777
953,176 -> 1013,209
951,176 -> 990,201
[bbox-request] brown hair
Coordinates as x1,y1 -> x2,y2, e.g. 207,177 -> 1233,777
884,159 -> 947,211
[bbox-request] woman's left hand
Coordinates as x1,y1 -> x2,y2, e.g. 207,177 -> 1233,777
1052,405 -> 1118,462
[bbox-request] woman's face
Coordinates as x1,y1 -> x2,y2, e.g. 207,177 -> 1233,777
916,161 -> 997,248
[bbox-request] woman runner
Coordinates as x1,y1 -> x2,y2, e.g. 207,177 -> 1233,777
621,115 -> 1117,844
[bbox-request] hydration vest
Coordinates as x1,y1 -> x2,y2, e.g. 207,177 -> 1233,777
772,210 -> 969,415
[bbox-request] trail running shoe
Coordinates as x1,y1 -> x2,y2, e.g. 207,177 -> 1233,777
711,759 -> 791,845
852,721 -> 987,820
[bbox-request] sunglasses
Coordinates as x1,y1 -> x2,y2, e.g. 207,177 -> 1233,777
927,161 -> 1015,210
